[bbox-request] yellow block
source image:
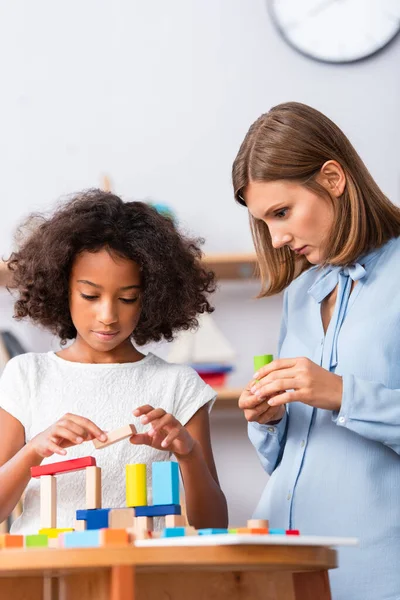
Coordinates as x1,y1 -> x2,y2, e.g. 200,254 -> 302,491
126,464 -> 147,507
39,528 -> 74,539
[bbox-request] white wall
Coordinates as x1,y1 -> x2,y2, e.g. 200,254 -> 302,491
0,0 -> 399,525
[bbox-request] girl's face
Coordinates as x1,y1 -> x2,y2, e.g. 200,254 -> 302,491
244,179 -> 335,265
69,248 -> 142,353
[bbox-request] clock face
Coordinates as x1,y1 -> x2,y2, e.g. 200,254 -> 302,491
268,0 -> 400,63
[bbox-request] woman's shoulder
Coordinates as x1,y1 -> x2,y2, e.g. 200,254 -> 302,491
145,353 -> 201,381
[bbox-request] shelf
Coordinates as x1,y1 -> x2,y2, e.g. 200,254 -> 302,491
214,387 -> 242,407
202,253 -> 257,280
0,253 -> 258,287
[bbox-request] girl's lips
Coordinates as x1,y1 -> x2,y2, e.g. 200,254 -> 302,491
92,331 -> 119,341
294,246 -> 308,255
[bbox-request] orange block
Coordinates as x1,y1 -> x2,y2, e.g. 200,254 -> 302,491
100,528 -> 129,547
0,534 -> 24,548
236,527 -> 269,534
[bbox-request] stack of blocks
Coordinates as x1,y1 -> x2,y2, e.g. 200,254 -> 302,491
0,422 -> 300,550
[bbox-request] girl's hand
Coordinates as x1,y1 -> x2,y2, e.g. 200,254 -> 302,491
251,357 -> 343,411
130,405 -> 195,458
239,380 -> 286,424
28,413 -> 107,459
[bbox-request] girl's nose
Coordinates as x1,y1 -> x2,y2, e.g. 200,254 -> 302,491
271,232 -> 292,249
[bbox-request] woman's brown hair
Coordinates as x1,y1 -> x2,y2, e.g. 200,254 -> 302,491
232,101 -> 400,296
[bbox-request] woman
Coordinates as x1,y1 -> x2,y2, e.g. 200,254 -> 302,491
233,102 -> 400,600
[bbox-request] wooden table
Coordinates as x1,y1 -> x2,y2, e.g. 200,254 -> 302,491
0,544 -> 336,600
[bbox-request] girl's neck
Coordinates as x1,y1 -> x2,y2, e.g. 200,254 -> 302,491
56,337 -> 145,364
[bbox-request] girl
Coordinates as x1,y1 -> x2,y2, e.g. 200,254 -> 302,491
0,190 -> 228,533
233,102 -> 400,600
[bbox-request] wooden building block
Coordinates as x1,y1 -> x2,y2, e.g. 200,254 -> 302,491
48,537 -> 60,549
237,527 -> 269,534
40,475 -> 57,529
86,466 -> 102,509
109,508 -> 135,529
134,504 -> 181,517
152,461 -> 179,505
247,519 -> 269,529
126,464 -> 147,507
134,516 -> 153,532
0,534 -> 24,548
76,508 -> 110,530
165,514 -> 186,528
31,456 -> 96,478
100,529 -> 129,547
39,527 -> 74,538
73,519 -> 87,531
63,530 -> 101,548
25,534 -> 48,548
93,424 -> 136,450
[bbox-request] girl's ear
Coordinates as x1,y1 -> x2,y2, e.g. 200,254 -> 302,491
317,160 -> 346,198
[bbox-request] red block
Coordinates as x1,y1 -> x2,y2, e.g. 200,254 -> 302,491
286,530 -> 300,536
31,456 -> 96,478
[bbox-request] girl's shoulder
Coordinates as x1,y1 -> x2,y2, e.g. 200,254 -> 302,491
1,351 -> 51,377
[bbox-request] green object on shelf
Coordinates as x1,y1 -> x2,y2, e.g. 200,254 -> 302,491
25,534 -> 48,548
253,354 -> 274,372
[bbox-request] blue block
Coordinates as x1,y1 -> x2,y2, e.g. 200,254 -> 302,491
161,527 -> 186,538
76,508 -> 111,530
63,530 -> 101,548
152,461 -> 179,506
197,528 -> 229,535
269,529 -> 286,535
134,504 -> 181,517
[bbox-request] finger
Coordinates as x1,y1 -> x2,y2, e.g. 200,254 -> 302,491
47,440 -> 67,456
267,390 -> 297,407
53,426 -> 86,445
140,408 -> 167,425
254,368 -> 297,388
57,420 -> 89,440
253,358 -> 297,379
244,403 -> 277,422
129,433 -> 153,446
64,414 -> 107,441
239,392 -> 267,410
132,405 -> 155,418
149,414 -> 176,433
254,378 -> 298,399
160,428 -> 181,448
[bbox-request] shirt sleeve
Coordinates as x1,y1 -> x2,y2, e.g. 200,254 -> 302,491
248,289 -> 290,474
0,355 -> 32,434
332,374 -> 400,454
173,365 -> 217,426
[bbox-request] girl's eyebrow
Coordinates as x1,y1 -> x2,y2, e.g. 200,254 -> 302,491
77,279 -> 141,290
263,203 -> 284,218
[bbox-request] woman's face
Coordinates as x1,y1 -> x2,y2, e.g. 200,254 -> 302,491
244,179 -> 335,265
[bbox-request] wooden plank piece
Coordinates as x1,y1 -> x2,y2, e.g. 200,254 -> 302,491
86,466 -> 102,509
31,456 -> 96,478
93,425 -> 136,450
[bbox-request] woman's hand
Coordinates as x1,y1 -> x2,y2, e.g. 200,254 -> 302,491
251,357 -> 343,411
130,405 -> 195,458
28,413 -> 107,459
239,381 -> 286,424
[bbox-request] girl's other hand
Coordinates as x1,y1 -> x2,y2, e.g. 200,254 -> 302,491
239,380 -> 286,425
131,405 -> 195,458
28,413 -> 107,459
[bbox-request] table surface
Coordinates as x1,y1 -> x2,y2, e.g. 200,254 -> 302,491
0,544 -> 337,577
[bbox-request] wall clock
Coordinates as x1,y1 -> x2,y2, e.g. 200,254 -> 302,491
268,0 -> 400,64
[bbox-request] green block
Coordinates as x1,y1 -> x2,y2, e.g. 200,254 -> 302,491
25,534 -> 48,548
228,528 -> 238,534
253,355 -> 273,373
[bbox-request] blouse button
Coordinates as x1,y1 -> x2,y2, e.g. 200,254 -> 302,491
338,416 -> 346,424
300,440 -> 305,448
287,492 -> 292,500
267,426 -> 275,433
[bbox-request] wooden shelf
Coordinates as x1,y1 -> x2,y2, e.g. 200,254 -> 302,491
0,253 -> 258,286
214,387 -> 242,407
203,253 -> 257,280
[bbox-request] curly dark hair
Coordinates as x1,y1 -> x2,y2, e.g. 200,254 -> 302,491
8,189 -> 216,345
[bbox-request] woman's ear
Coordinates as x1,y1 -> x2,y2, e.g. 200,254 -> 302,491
317,160 -> 346,197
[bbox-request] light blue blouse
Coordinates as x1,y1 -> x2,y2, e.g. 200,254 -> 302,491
249,236 -> 400,600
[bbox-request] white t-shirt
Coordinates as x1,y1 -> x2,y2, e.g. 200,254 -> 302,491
0,351 -> 216,534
